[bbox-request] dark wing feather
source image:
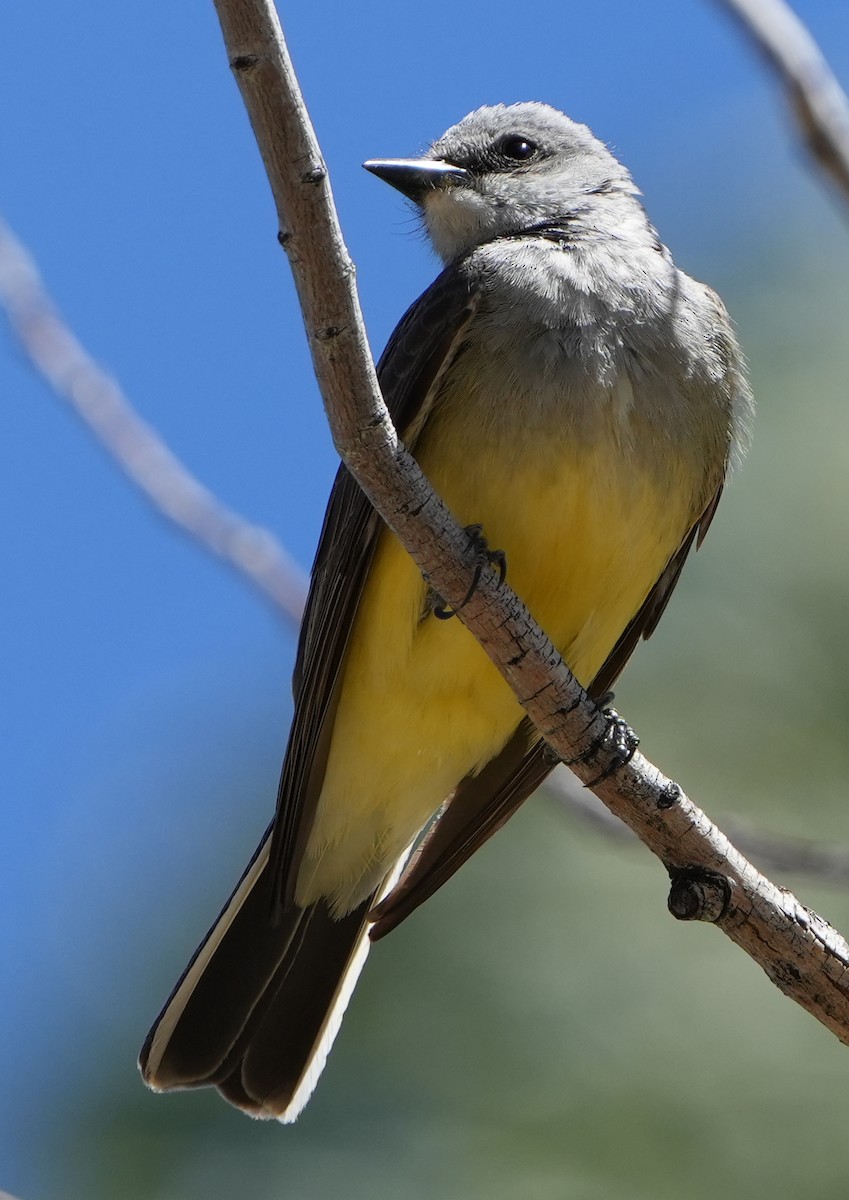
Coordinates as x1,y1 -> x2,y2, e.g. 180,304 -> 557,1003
369,486 -> 724,939
268,266 -> 480,906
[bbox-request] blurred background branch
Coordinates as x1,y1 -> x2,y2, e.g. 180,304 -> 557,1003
0,218 -> 308,629
546,769 -> 849,885
719,0 -> 849,205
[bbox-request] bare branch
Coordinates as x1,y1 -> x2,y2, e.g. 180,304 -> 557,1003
0,217 -> 308,628
210,0 -> 849,1049
718,0 -> 849,205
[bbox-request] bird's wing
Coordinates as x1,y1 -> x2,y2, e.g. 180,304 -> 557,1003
268,266 -> 480,906
368,486 -> 724,940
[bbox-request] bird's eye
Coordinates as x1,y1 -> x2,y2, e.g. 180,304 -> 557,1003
498,135 -> 538,161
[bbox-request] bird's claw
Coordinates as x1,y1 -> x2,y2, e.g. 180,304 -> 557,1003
433,524 -> 507,619
582,705 -> 639,786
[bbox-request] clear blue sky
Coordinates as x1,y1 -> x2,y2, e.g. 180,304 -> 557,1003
3,2 -> 849,1196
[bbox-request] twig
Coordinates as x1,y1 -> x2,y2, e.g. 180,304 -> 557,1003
718,0 -> 849,205
0,218 -> 308,628
211,0 -> 849,1048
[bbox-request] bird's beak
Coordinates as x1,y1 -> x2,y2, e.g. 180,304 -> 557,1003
363,158 -> 470,203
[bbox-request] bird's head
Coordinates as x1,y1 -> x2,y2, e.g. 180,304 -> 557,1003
364,102 -> 639,263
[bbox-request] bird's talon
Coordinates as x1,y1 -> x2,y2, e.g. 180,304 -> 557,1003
583,706 -> 639,786
429,524 -> 507,619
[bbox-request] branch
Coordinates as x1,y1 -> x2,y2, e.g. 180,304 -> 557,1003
0,217 -> 308,628
718,0 -> 849,206
211,0 -> 849,1048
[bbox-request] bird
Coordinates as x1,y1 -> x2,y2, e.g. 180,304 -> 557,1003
140,102 -> 751,1121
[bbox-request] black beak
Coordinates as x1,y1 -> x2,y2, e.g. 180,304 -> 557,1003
363,158 -> 470,203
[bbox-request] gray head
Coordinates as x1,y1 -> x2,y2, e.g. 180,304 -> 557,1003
364,103 -> 640,263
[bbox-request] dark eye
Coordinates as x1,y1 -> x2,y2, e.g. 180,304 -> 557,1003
498,134 -> 538,161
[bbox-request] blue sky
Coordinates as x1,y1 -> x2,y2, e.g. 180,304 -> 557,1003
3,2 -> 849,1197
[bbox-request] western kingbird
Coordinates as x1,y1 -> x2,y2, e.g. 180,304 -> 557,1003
140,103 -> 751,1121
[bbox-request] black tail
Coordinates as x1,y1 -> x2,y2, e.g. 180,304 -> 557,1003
140,828 -> 383,1121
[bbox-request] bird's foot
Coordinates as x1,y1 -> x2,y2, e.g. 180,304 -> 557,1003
580,703 -> 639,786
433,524 -> 507,619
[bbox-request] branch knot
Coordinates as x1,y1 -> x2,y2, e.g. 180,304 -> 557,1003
667,867 -> 732,924
231,54 -> 260,72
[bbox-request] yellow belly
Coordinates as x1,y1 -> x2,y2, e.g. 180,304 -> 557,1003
296,396 -> 703,913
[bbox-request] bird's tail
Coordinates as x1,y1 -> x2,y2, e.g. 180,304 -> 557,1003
140,828 -> 400,1121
